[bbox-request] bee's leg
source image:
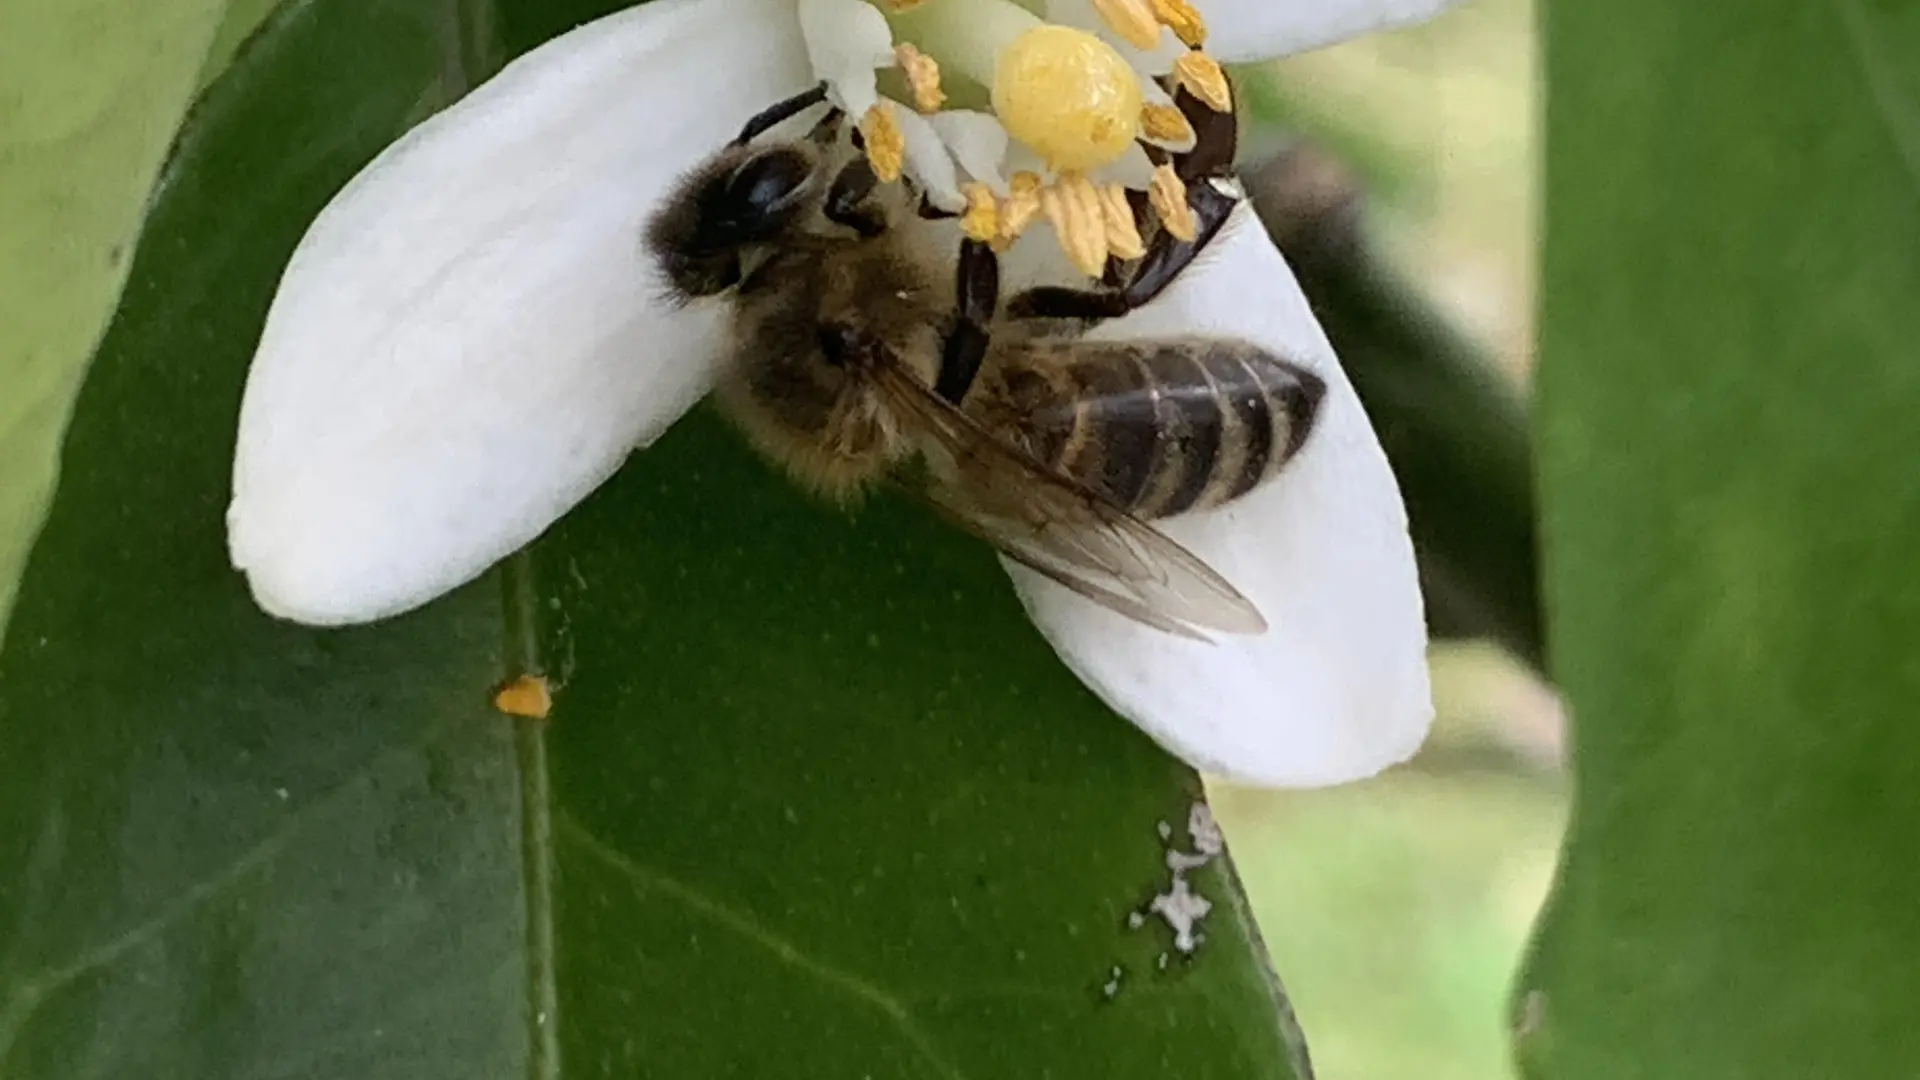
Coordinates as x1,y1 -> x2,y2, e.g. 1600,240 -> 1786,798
933,239 -> 1000,404
1005,178 -> 1239,325
1005,84 -> 1241,325
824,158 -> 888,238
729,81 -> 830,147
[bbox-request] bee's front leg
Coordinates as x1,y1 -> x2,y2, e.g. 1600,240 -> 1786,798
824,158 -> 888,238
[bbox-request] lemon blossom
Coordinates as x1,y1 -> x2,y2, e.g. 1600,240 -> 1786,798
228,0 -> 1458,787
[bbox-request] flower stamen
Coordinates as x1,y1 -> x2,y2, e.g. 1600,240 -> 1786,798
1148,163 -> 1197,241
1150,0 -> 1208,48
1090,0 -> 1164,51
1041,171 -> 1111,276
997,170 -> 1046,249
1172,52 -> 1232,112
1140,101 -> 1195,144
1099,183 -> 1146,261
894,42 -> 945,113
960,181 -> 1000,242
859,101 -> 906,182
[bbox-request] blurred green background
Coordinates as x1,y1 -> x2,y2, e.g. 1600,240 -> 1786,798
1223,1 -> 1559,1077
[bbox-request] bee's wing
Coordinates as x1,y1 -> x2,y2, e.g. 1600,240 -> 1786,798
867,358 -> 1268,639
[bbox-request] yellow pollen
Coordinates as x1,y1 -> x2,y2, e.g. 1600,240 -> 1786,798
997,170 -> 1045,247
493,674 -> 552,720
1151,0 -> 1208,48
1041,172 -> 1110,277
1140,101 -> 1195,144
895,43 -> 945,113
1172,51 -> 1232,113
960,182 -> 999,242
1099,183 -> 1145,261
1091,0 -> 1163,50
991,25 -> 1143,173
859,102 -> 905,183
1149,163 -> 1197,242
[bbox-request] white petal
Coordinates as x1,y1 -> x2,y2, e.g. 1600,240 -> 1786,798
798,0 -> 894,117
928,109 -> 1010,192
229,0 -> 813,625
1097,141 -> 1156,190
1002,204 -> 1431,787
895,106 -> 965,211
1197,0 -> 1462,63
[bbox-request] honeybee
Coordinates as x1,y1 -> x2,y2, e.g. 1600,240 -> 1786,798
645,87 -> 1324,639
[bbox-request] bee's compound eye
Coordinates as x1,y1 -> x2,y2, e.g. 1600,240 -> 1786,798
727,148 -> 814,223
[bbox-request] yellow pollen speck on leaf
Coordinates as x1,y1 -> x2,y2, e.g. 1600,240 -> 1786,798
895,43 -> 945,113
493,674 -> 552,720
960,182 -> 999,241
1149,163 -> 1197,241
1151,0 -> 1208,47
859,102 -> 905,183
1091,0 -> 1163,50
997,170 -> 1045,247
991,25 -> 1142,173
1140,101 -> 1195,144
1099,183 -> 1146,261
1172,52 -> 1232,112
1041,172 -> 1110,277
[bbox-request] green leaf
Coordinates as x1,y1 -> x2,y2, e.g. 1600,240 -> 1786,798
1524,1 -> 1920,1076
0,0 -> 238,631
0,1 -> 1309,1076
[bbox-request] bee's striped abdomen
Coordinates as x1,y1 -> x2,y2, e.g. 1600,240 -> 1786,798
980,339 -> 1326,520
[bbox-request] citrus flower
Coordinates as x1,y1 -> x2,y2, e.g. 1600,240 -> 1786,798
229,0 -> 1457,787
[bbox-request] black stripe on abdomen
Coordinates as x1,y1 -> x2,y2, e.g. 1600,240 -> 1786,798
1140,346 -> 1224,518
1209,347 -> 1276,505
1062,351 -> 1159,510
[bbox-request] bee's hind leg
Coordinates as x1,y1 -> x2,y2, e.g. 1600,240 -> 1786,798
1005,84 -> 1242,326
1004,178 -> 1239,325
729,81 -> 831,147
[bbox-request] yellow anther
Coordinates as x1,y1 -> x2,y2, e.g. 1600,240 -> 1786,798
997,170 -> 1045,246
1042,172 -> 1110,277
1151,0 -> 1208,48
493,674 -> 552,720
1140,101 -> 1195,144
859,101 -> 905,183
1098,183 -> 1145,261
991,25 -> 1143,173
895,43 -> 946,113
1091,0 -> 1163,50
960,182 -> 1000,242
1148,163 -> 1197,242
1172,51 -> 1232,112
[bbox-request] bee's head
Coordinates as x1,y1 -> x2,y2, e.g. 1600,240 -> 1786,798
647,143 -> 821,300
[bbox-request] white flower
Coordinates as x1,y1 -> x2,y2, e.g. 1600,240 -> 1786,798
228,0 -> 1456,787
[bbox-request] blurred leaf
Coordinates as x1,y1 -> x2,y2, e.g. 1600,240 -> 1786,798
1524,1 -> 1920,1076
1245,147 -> 1543,669
0,0 -> 236,633
0,1 -> 1309,1076
197,0 -> 285,86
